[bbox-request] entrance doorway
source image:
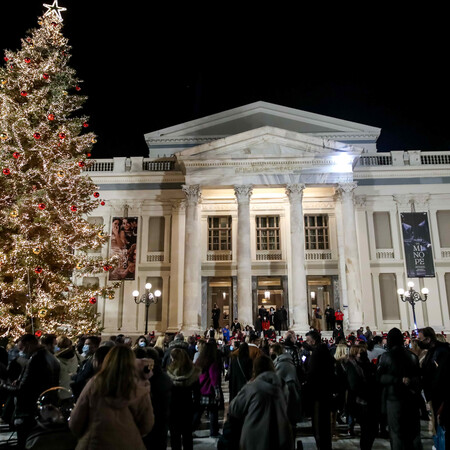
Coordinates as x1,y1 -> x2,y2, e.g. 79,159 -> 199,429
256,276 -> 286,327
208,277 -> 232,329
307,276 -> 334,332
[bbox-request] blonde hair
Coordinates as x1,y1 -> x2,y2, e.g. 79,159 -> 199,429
94,345 -> 137,400
154,335 -> 166,350
334,343 -> 348,360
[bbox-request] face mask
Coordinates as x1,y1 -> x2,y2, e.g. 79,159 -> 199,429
82,344 -> 90,354
139,341 -> 146,348
229,345 -> 234,351
195,345 -> 198,351
54,346 -> 60,353
18,351 -> 27,358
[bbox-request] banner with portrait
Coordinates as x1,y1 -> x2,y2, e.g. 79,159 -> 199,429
109,217 -> 138,281
400,212 -> 435,278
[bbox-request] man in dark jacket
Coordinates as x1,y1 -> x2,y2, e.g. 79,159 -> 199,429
70,335 -> 100,400
377,327 -> 422,449
303,330 -> 335,450
1,334 -> 60,449
418,326 -> 450,421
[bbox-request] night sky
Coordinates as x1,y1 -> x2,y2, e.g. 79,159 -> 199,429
1,2 -> 449,159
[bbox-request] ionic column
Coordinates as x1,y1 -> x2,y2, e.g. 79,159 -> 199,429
234,185 -> 253,326
182,185 -> 202,334
336,182 -> 363,329
286,184 -> 309,332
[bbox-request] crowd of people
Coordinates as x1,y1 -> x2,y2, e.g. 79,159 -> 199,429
0,322 -> 449,449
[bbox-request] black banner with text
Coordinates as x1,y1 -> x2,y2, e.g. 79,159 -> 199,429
400,212 -> 435,278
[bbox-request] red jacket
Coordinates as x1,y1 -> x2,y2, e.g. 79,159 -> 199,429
335,311 -> 344,321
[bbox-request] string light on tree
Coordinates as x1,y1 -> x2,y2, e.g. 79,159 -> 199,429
0,1 -> 121,339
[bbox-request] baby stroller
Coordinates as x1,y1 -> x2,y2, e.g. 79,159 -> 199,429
25,387 -> 78,450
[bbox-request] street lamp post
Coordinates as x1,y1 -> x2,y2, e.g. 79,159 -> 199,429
133,283 -> 161,335
397,281 -> 429,331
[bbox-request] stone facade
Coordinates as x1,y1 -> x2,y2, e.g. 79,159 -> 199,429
82,102 -> 450,336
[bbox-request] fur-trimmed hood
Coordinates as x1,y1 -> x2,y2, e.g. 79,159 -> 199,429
167,365 -> 200,387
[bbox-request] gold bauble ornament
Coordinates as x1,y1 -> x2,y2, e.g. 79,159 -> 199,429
91,138 -> 97,144
97,231 -> 105,238
38,308 -> 48,318
108,294 -> 115,300
10,210 -> 18,218
32,246 -> 42,255
57,170 -> 65,177
76,262 -> 83,270
0,133 -> 8,140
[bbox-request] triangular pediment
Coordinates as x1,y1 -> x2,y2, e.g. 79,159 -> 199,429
175,126 -> 362,161
145,101 -> 381,157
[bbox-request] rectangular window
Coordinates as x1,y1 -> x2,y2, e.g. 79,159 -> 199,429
304,215 -> 329,250
373,212 -> 393,249
437,211 -> 450,248
256,216 -> 280,250
379,273 -> 400,320
208,216 -> 232,251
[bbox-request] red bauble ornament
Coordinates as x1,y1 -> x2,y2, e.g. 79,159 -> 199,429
93,192 -> 100,198
3,57 -> 8,62
47,113 -> 55,121
83,122 -> 89,128
38,203 -> 46,210
78,161 -> 85,168
2,168 -> 10,175
103,265 -> 111,271
89,297 -> 97,304
100,201 -> 105,206
86,152 -> 92,158
51,22 -> 57,27
13,152 -> 20,159
35,330 -> 42,337
20,91 -> 28,97
59,132 -> 66,140
70,205 -> 77,212
34,266 -> 43,274
24,58 -> 31,64
43,73 -> 49,80
33,132 -> 41,139
75,85 -> 81,91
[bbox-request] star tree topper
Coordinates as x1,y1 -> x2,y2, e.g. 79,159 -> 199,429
43,0 -> 67,22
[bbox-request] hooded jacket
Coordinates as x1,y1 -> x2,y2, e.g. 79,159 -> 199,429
69,377 -> 154,450
229,371 -> 294,450
56,346 -> 80,399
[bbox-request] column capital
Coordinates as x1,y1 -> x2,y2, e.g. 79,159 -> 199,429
336,181 -> 358,194
182,184 -> 201,206
234,185 -> 253,204
285,183 -> 306,200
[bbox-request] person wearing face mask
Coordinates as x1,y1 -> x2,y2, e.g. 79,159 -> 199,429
377,327 -> 422,450
0,334 -> 60,449
134,335 -> 149,350
345,345 -> 378,448
70,335 -> 100,401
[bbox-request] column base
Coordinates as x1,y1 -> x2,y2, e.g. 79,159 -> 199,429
180,325 -> 203,337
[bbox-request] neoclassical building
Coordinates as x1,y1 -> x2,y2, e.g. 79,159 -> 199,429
81,102 -> 450,336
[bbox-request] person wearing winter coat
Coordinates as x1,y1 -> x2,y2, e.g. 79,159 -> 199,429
270,343 -> 301,433
166,347 -> 200,450
229,354 -> 294,450
55,336 -> 80,400
228,342 -> 253,401
192,341 -> 222,437
69,345 -> 154,450
377,327 -> 423,450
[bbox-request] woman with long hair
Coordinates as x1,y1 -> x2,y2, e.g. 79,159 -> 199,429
193,341 -> 221,437
69,345 -> 154,449
228,342 -> 253,401
166,348 -> 200,450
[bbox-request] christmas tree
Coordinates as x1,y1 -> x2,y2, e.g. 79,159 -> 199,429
0,1 -> 119,339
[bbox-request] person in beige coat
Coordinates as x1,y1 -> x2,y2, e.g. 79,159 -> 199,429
69,345 -> 154,450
